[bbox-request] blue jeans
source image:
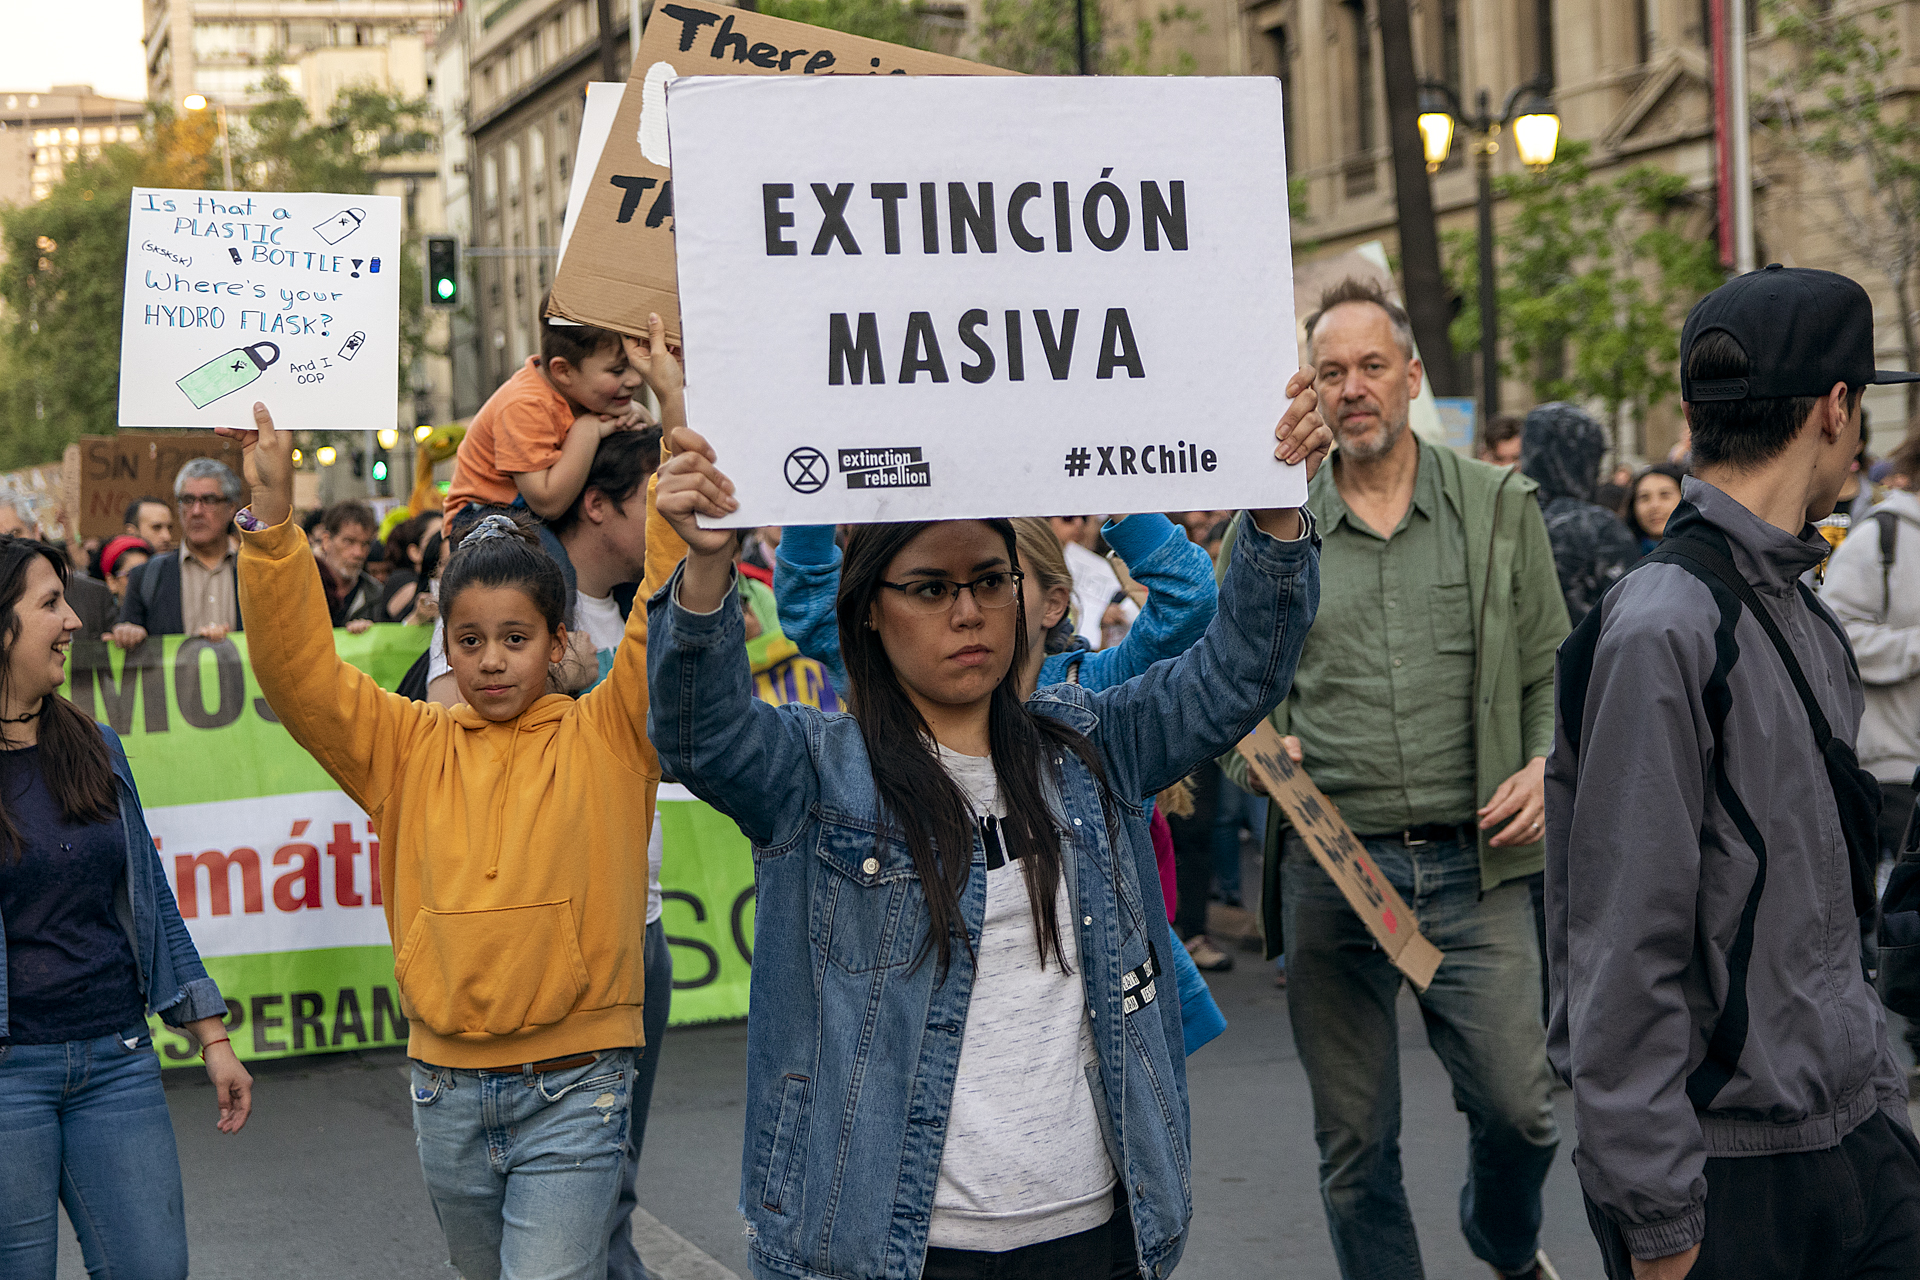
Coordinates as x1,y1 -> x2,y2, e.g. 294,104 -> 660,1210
411,1048 -> 637,1280
607,919 -> 673,1280
0,1025 -> 189,1280
1282,832 -> 1559,1280
1210,769 -> 1265,901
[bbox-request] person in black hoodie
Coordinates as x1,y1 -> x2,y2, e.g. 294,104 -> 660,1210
1520,403 -> 1642,626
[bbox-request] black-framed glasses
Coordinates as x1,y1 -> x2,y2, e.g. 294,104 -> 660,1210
879,570 -> 1024,614
178,494 -> 233,510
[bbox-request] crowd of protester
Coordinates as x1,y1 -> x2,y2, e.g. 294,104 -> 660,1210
10,267 -> 1920,1280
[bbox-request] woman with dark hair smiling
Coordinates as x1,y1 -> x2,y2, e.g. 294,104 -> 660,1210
0,535 -> 251,1278
647,372 -> 1326,1280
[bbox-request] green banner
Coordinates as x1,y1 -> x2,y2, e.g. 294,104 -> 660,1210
61,629 -> 757,1066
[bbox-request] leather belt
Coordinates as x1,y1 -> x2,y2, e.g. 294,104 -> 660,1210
476,1052 -> 602,1076
1351,822 -> 1477,848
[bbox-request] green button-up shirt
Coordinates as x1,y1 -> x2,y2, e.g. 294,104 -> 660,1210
1288,446 -> 1479,832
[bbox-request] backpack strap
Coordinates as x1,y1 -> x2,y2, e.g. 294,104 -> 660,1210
1874,510 -> 1899,621
1653,535 -> 1839,751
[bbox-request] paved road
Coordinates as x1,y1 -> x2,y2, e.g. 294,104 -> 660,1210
58,950 -> 1920,1280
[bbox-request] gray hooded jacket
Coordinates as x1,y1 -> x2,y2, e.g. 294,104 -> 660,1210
1545,478 -> 1907,1260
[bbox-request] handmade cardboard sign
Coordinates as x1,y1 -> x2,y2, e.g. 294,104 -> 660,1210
1236,721 -> 1443,990
73,432 -> 245,541
119,188 -> 401,430
545,6 -> 1008,339
665,75 -> 1300,526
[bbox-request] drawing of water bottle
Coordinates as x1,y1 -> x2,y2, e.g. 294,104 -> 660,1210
176,342 -> 280,409
314,208 -> 365,245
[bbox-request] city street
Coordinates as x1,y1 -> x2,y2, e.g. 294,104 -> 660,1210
61,928 -> 1684,1280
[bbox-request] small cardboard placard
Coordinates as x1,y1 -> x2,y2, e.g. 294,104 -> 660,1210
1236,721 -> 1443,990
119,188 -> 401,430
73,432 -> 246,541
664,74 -> 1300,527
545,5 -> 1009,340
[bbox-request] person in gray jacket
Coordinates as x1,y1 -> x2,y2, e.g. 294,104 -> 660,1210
1547,265 -> 1920,1280
1822,435 -> 1920,874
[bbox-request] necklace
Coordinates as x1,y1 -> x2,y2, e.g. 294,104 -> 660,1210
0,701 -> 42,725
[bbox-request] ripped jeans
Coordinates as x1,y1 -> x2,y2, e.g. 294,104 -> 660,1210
410,1048 -> 636,1280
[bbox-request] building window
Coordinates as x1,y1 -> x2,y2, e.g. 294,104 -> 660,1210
483,155 -> 499,212
505,141 -> 521,205
529,128 -> 546,193
1344,0 -> 1375,155
1266,26 -> 1294,160
1440,0 -> 1462,95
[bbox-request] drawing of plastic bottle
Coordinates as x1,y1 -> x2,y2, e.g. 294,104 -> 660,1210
338,332 -> 366,361
176,342 -> 280,409
314,208 -> 365,245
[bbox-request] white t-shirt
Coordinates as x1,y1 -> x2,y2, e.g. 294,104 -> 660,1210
928,744 -> 1118,1252
1063,540 -> 1138,652
426,590 -> 661,923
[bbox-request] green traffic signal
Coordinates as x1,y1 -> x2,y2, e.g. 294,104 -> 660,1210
425,236 -> 459,308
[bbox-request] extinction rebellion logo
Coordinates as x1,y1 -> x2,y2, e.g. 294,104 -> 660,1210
784,447 -> 830,493
840,447 -> 930,490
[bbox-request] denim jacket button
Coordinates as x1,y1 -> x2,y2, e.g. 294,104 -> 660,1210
1083,916 -> 1092,926
1072,818 -> 1082,826
862,857 -> 879,875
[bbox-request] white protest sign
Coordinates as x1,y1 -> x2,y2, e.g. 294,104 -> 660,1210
119,188 -> 401,430
665,76 -> 1300,527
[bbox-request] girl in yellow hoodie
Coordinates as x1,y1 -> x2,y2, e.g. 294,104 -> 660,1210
223,402 -> 658,1280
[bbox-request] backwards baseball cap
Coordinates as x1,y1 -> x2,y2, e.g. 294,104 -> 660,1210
1680,264 -> 1920,402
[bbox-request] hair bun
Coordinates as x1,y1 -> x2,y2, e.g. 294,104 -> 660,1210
467,514 -> 520,544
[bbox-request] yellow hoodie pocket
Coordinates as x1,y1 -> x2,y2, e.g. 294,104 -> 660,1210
393,901 -> 590,1037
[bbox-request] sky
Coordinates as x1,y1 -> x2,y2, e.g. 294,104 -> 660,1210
0,0 -> 148,102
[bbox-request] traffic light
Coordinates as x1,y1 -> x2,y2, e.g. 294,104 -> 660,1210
426,236 -> 459,308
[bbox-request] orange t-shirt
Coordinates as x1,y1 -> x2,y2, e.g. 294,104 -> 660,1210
445,358 -> 577,518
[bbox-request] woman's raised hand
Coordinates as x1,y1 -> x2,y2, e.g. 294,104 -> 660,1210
214,402 -> 295,528
656,426 -> 740,559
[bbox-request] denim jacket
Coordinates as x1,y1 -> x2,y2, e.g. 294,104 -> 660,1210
649,513 -> 1317,1280
0,723 -> 226,1039
774,513 -> 1219,699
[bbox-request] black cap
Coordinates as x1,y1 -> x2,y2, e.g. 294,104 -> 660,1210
1680,264 -> 1920,402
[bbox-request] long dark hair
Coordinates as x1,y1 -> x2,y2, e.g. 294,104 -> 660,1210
0,537 -> 119,861
837,519 -> 1108,978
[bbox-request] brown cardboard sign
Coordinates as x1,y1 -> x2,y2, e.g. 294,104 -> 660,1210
547,6 -> 1009,340
75,432 -> 245,541
1236,721 -> 1444,990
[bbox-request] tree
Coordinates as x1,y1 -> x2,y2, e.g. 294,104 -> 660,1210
0,80 -> 432,466
1442,141 -> 1723,457
0,112 -> 217,469
760,0 -> 937,48
1758,0 -> 1920,418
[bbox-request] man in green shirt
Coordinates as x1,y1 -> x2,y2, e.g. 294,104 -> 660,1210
1222,279 -> 1570,1280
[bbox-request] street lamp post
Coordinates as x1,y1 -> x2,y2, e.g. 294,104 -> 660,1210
1417,78 -> 1560,425
183,94 -> 235,192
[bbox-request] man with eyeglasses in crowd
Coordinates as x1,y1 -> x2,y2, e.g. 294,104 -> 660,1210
112,459 -> 245,648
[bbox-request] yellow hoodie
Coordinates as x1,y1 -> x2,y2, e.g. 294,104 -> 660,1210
237,515 -> 660,1069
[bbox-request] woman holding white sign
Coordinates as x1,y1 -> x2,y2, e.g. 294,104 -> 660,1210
648,373 -> 1326,1280
0,535 -> 252,1279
